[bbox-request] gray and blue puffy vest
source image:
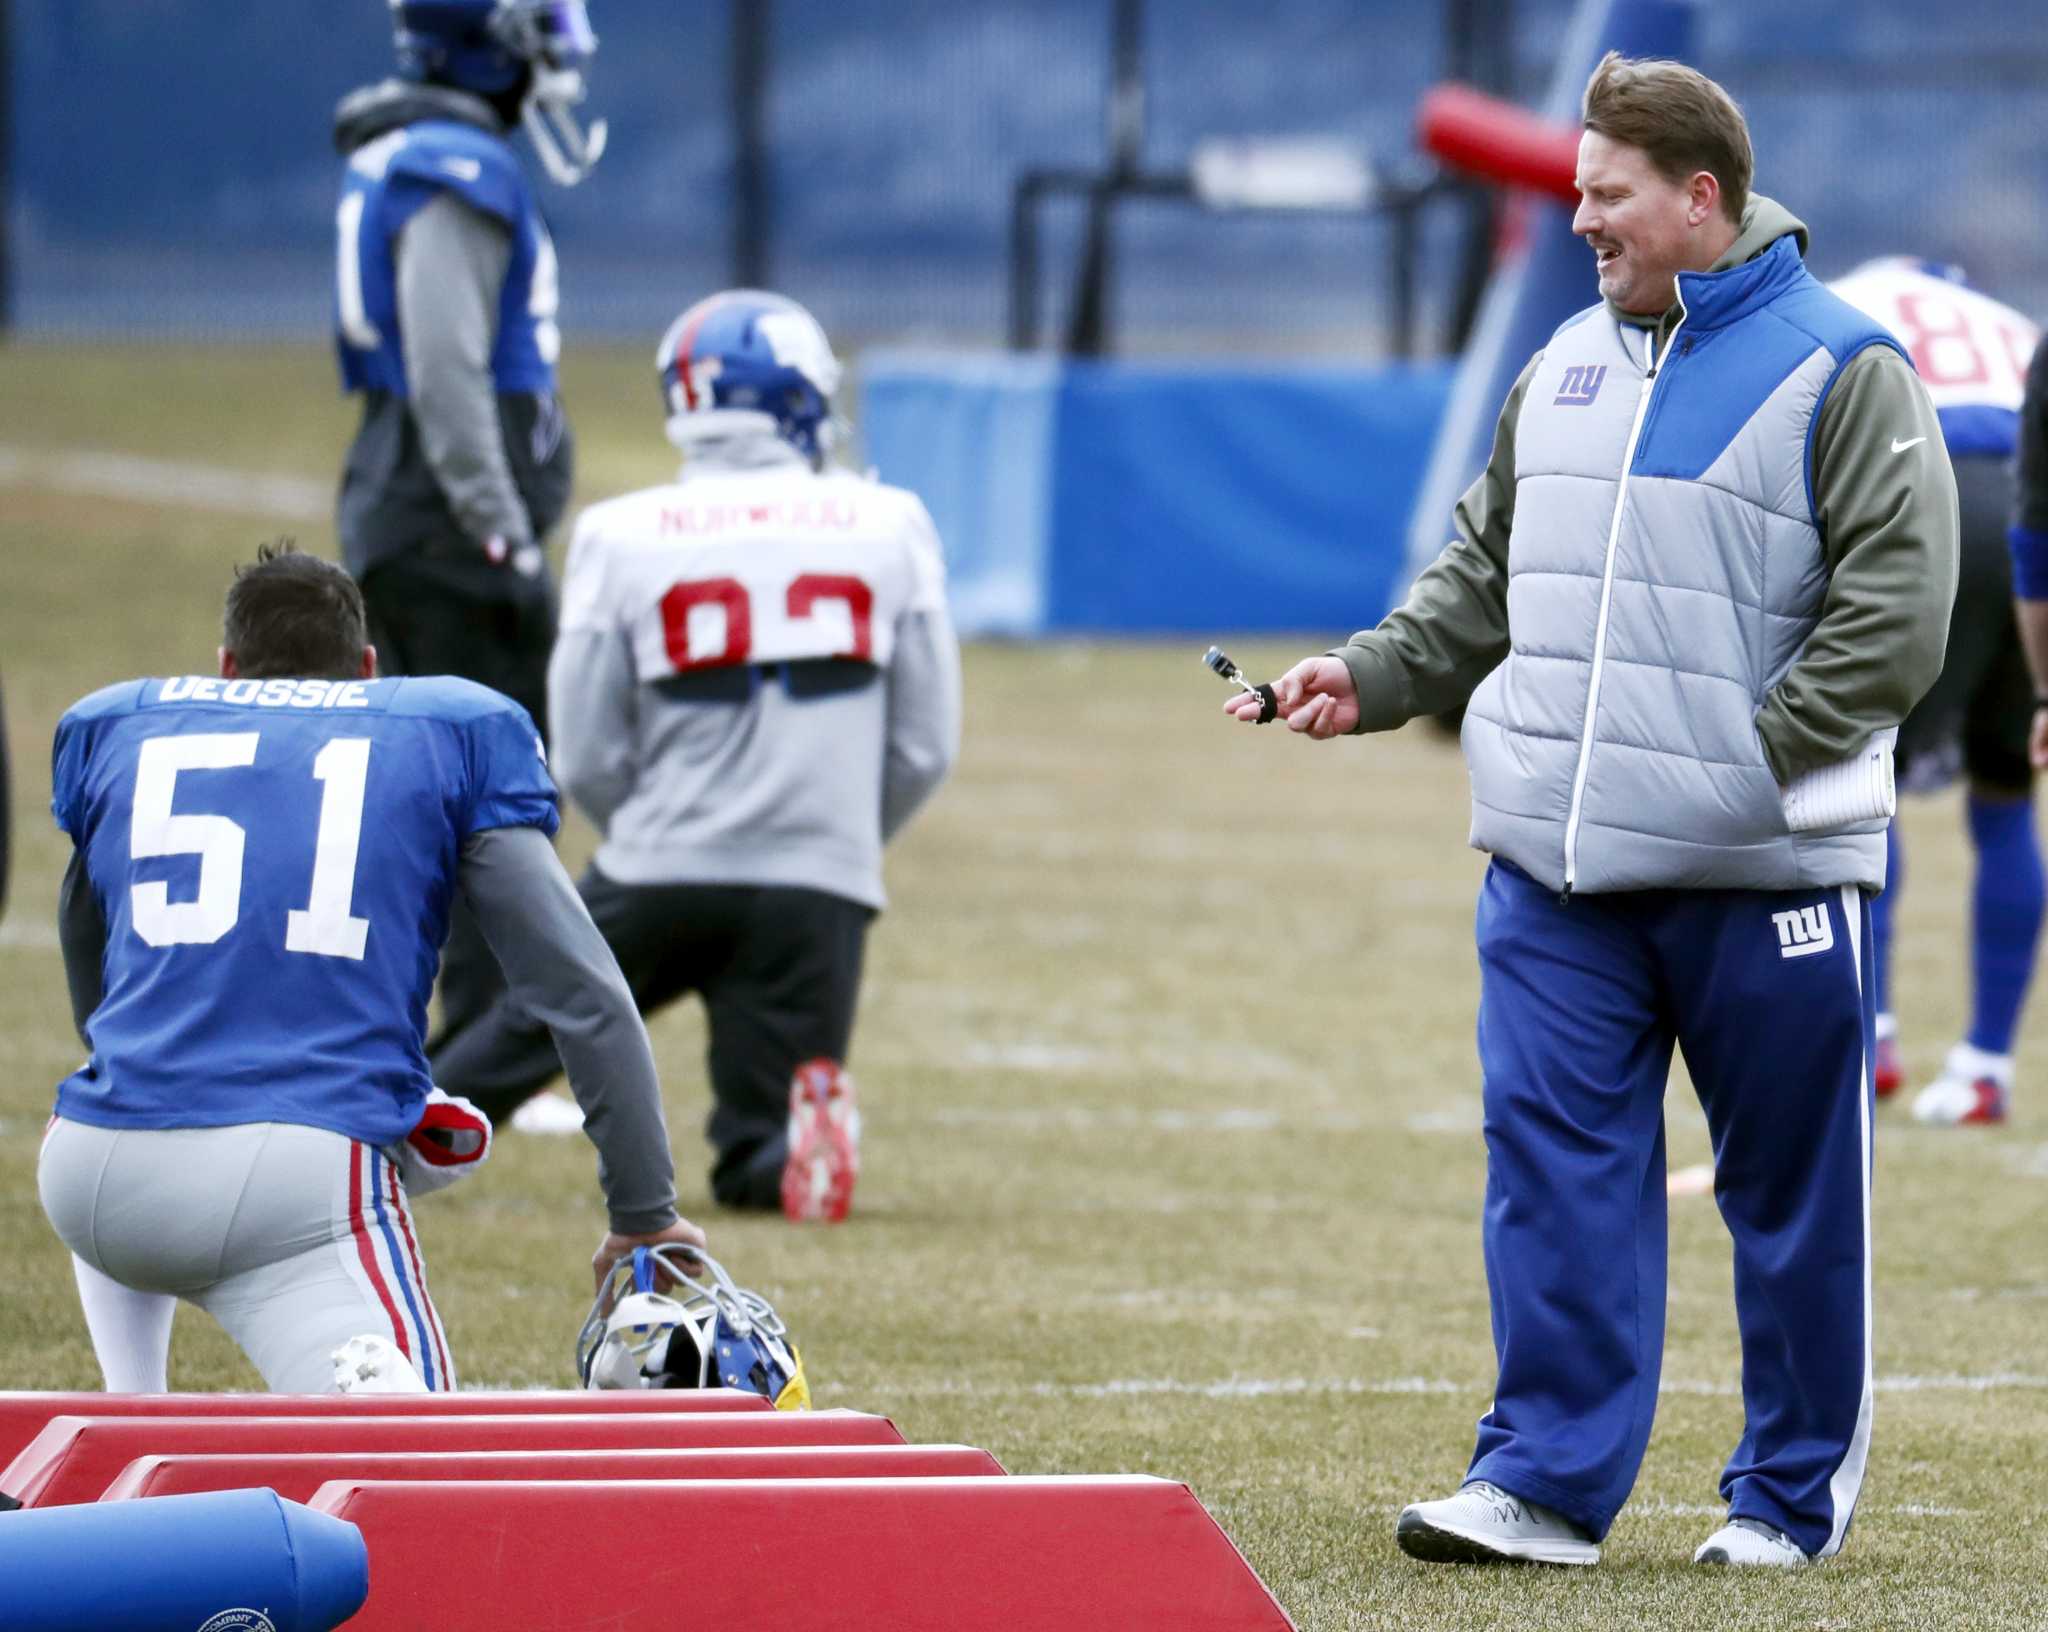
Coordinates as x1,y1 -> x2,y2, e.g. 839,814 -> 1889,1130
1461,235 -> 1904,894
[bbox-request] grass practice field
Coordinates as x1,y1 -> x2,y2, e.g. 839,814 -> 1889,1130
3,342 -> 2046,1629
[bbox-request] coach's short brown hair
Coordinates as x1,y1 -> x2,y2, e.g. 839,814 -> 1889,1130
1582,51 -> 1752,224
222,540 -> 367,680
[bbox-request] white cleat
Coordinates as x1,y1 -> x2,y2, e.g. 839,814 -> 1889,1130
509,1089 -> 587,1136
1694,1517 -> 1808,1567
1395,1480 -> 1599,1566
1910,1042 -> 2012,1126
331,1333 -> 427,1395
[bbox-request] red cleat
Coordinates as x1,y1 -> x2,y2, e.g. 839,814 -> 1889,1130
781,1058 -> 860,1223
1873,1034 -> 1903,1099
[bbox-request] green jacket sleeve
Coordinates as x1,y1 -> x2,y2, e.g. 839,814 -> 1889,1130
1754,345 -> 1960,783
1334,353 -> 1536,732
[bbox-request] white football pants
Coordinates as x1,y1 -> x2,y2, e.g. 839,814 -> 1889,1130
39,1119 -> 455,1394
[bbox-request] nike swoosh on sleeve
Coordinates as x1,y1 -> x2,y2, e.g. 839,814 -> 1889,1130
1890,436 -> 1927,453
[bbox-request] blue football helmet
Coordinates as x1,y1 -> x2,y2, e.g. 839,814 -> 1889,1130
390,0 -> 607,184
576,1246 -> 810,1409
656,290 -> 844,463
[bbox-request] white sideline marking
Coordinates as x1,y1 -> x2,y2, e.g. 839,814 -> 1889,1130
0,444 -> 330,522
890,1376 -> 1469,1400
1634,1499 -> 1973,1519
0,919 -> 61,949
918,1106 -> 1369,1134
954,1039 -> 1305,1083
888,1371 -> 2048,1402
1946,1283 -> 2048,1301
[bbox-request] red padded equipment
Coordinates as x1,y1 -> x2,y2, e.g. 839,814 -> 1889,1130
0,1388 -> 767,1467
4,1410 -> 902,1507
102,1442 -> 1004,1503
1417,82 -> 1581,203
312,1476 -> 1296,1630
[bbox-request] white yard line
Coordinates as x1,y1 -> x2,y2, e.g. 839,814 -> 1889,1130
0,444 -> 330,523
0,919 -> 61,949
881,1371 -> 2048,1401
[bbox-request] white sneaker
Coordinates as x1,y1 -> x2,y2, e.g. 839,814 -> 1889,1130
1910,1042 -> 2012,1126
1395,1480 -> 1599,1566
509,1090 -> 587,1136
1693,1517 -> 1808,1567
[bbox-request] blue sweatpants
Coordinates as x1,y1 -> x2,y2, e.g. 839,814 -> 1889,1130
1465,860 -> 1874,1557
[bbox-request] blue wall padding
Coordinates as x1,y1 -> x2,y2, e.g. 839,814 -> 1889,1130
860,355 -> 1454,636
0,1487 -> 368,1632
860,353 -> 1062,636
1045,363 -> 1453,634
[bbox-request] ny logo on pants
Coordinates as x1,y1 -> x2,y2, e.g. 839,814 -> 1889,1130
1771,903 -> 1834,959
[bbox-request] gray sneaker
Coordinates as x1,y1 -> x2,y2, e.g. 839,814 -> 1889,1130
1693,1516 -> 1808,1567
1396,1480 -> 1600,1566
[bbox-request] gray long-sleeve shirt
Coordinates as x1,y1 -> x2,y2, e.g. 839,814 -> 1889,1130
60,824 -> 677,1235
398,194 -> 534,548
332,82 -> 572,577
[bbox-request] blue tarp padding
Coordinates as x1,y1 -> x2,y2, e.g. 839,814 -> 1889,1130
0,1486 -> 368,1632
861,355 -> 1455,636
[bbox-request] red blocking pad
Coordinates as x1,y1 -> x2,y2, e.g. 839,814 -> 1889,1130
312,1476 -> 1297,1631
4,1410 -> 902,1508
103,1443 -> 1005,1504
0,1389 -> 768,1467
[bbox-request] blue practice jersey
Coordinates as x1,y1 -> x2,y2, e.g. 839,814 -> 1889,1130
50,674 -> 558,1148
335,118 -> 560,397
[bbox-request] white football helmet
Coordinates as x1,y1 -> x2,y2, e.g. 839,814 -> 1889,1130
576,1246 -> 809,1408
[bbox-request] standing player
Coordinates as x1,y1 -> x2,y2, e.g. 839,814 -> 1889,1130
432,290 -> 962,1222
38,545 -> 702,1393
1231,56 -> 1957,1566
1832,259 -> 2043,1125
332,0 -> 606,1086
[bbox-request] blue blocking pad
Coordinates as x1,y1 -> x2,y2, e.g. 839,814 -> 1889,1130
0,1487 -> 368,1632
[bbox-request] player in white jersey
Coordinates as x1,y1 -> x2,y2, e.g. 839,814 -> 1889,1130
1831,259 -> 2043,1123
433,290 -> 961,1220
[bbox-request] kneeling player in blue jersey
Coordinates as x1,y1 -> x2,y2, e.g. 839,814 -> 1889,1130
38,544 -> 703,1393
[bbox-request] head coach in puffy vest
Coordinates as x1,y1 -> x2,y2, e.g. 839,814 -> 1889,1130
1229,54 -> 1958,1569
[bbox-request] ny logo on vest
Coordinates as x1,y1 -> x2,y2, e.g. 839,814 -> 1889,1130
1771,903 -> 1834,959
1554,364 -> 1607,407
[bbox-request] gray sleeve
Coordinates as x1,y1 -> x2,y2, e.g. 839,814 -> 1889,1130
880,603 -> 961,843
395,191 -> 533,547
457,825 -> 679,1234
58,849 -> 106,1047
547,627 -> 639,833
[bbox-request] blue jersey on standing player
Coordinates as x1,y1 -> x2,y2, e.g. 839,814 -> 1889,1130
38,546 -> 700,1396
51,670 -> 555,1150
332,0 -> 606,1071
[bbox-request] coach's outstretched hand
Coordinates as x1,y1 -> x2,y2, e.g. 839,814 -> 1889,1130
1223,655 -> 1359,739
593,1218 -> 708,1293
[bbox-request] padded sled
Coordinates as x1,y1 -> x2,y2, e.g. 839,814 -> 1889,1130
312,1476 -> 1296,1630
0,1487 -> 366,1632
5,1410 -> 902,1507
0,1388 -> 768,1466
103,1442 -> 1005,1503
